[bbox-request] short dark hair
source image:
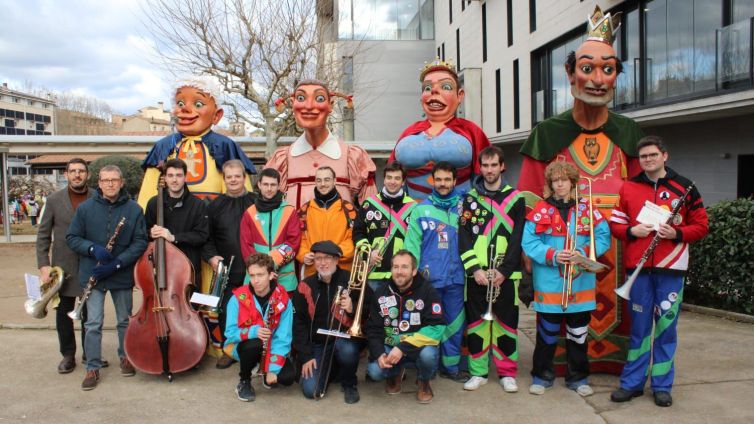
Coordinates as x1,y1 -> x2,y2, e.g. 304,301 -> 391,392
66,158 -> 88,172
432,161 -> 457,179
164,158 -> 187,174
316,166 -> 336,179
392,249 -> 417,270
259,167 -> 281,183
383,161 -> 407,180
565,50 -> 624,76
245,253 -> 275,273
637,135 -> 668,153
478,146 -> 504,165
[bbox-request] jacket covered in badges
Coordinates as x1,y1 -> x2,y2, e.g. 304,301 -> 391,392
365,275 -> 446,361
522,197 -> 611,313
352,192 -> 416,281
404,192 -> 464,288
609,168 -> 708,275
458,177 -> 526,281
224,283 -> 292,375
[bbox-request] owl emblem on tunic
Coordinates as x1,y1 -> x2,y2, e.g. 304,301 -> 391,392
584,137 -> 600,165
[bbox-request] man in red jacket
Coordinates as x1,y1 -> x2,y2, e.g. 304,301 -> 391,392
608,135 -> 708,407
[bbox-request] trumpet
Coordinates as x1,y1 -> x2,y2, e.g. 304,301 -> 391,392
314,243 -> 371,399
25,266 -> 64,319
481,244 -> 505,321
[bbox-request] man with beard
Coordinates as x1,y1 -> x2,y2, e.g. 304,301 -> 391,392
458,146 -> 526,393
293,241 -> 371,403
239,168 -> 301,293
204,159 -> 258,368
390,59 -> 490,200
297,166 -> 356,279
36,158 -> 96,373
352,161 -> 416,291
404,162 -> 467,383
518,5 -> 643,374
365,251 -> 445,404
145,158 -> 209,288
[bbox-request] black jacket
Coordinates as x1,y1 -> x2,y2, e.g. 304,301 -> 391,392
145,187 -> 209,282
292,267 -> 372,363
202,191 -> 257,287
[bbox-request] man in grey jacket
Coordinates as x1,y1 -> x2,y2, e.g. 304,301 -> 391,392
36,158 -> 95,374
67,165 -> 148,391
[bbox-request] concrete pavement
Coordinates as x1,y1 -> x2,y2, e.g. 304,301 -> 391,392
1,242 -> 753,423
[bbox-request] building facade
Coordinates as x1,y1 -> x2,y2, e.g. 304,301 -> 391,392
434,0 -> 754,202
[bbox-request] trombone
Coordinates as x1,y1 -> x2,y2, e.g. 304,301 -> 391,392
314,243 -> 370,399
561,177 -> 608,310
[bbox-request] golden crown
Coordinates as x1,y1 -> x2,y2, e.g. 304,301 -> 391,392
419,58 -> 457,82
586,5 -> 622,45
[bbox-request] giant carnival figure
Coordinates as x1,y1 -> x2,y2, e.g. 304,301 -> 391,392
266,79 -> 376,210
518,6 -> 643,375
390,59 -> 490,200
137,76 -> 257,356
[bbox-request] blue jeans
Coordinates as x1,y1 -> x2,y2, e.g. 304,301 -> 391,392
366,345 -> 439,382
300,338 -> 361,398
84,288 -> 132,371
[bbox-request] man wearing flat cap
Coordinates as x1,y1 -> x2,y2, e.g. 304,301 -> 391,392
292,240 -> 372,404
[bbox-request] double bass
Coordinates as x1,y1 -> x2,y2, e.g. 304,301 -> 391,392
125,171 -> 207,381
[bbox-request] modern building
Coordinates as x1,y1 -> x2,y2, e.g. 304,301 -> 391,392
434,0 -> 754,202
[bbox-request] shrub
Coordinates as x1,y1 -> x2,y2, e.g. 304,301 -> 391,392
87,155 -> 144,198
686,197 -> 754,314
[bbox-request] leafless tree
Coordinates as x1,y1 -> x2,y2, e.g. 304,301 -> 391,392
19,80 -> 117,120
141,0 -> 355,158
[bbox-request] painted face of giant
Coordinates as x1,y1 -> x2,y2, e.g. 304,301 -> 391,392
173,87 -> 224,136
292,84 -> 333,131
421,70 -> 464,124
569,41 -> 618,107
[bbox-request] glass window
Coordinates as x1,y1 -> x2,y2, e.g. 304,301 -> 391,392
339,0 -> 433,40
615,7 -> 640,108
550,33 -> 584,115
732,0 -> 754,23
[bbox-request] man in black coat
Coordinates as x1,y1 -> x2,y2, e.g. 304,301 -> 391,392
203,159 -> 257,368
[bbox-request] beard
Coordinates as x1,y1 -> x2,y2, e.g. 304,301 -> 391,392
571,85 -> 615,107
317,268 -> 336,281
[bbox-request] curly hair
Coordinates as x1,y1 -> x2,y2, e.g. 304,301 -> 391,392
245,253 -> 275,273
543,161 -> 579,200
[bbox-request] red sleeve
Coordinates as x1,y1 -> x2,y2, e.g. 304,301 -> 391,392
517,156 -> 548,196
239,210 -> 256,261
609,184 -> 631,241
284,208 -> 302,253
677,193 -> 709,243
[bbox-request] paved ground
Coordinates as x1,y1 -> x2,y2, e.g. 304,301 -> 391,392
2,242 -> 753,423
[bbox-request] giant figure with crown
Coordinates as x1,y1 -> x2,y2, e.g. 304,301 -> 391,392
518,6 -> 643,374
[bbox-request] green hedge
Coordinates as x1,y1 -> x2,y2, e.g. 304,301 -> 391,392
87,155 -> 144,198
686,198 -> 754,314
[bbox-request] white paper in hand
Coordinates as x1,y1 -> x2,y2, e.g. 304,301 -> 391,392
25,273 -> 42,300
636,200 -> 672,231
190,292 -> 219,307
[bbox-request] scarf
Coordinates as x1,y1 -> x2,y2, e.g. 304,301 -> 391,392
428,187 -> 461,211
314,187 -> 340,209
255,191 -> 284,213
547,196 -> 576,222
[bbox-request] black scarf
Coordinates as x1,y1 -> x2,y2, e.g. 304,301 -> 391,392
255,191 -> 284,212
314,187 -> 340,209
547,196 -> 576,222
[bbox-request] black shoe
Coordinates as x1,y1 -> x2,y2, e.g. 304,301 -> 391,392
343,385 -> 360,404
654,391 -> 672,407
58,356 -> 76,374
439,370 -> 470,383
610,388 -> 644,403
236,379 -> 255,402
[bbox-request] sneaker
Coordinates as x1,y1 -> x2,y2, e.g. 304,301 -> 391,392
439,370 -> 471,383
610,388 -> 643,403
529,384 -> 547,395
343,385 -> 360,404
575,384 -> 594,397
120,357 -> 136,377
654,391 -> 672,407
58,356 -> 76,374
216,354 -> 236,369
236,379 -> 255,402
81,370 -> 100,391
500,376 -> 518,393
463,376 -> 489,391
416,380 -> 434,404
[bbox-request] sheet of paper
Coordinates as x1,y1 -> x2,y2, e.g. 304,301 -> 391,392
636,200 -> 672,230
316,328 -> 352,339
25,273 -> 42,300
190,292 -> 219,307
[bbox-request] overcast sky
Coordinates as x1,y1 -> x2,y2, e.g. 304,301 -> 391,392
0,0 -> 173,114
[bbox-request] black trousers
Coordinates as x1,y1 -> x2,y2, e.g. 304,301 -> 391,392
237,338 -> 295,385
56,295 -> 87,358
531,311 -> 591,384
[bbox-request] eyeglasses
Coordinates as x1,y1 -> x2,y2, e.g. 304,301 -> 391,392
67,169 -> 87,175
99,178 -> 121,185
639,152 -> 661,160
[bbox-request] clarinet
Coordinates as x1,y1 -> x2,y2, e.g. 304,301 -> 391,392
615,183 -> 695,300
68,217 -> 127,320
258,300 -> 276,376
